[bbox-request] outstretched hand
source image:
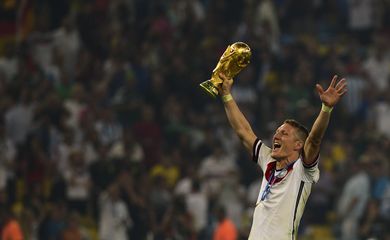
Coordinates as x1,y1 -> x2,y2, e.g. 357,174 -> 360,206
316,75 -> 347,107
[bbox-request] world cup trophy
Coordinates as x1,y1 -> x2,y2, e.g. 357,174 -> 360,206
199,42 -> 251,98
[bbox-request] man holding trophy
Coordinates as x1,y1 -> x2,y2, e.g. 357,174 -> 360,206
200,42 -> 347,239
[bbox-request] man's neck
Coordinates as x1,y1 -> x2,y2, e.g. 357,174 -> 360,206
276,156 -> 299,170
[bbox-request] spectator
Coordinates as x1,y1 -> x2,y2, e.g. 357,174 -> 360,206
149,176 -> 173,233
0,43 -> 18,82
4,88 -> 34,145
0,209 -> 23,240
359,199 -> 387,239
38,203 -> 67,240
94,108 -> 123,146
0,119 -> 16,192
346,0 -> 377,43
132,104 -> 162,168
374,94 -> 390,138
185,180 -> 208,236
150,151 -> 180,188
198,145 -> 237,198
213,206 -> 237,240
98,183 -> 132,240
158,196 -> 196,240
63,150 -> 91,215
89,144 -> 118,192
381,183 -> 390,220
108,128 -> 144,164
64,83 -> 87,131
52,15 -> 81,81
61,212 -> 90,240
337,155 -> 371,240
363,37 -> 390,93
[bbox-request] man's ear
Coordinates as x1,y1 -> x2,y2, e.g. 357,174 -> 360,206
294,140 -> 304,151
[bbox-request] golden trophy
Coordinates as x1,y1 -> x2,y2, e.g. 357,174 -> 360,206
199,42 -> 251,97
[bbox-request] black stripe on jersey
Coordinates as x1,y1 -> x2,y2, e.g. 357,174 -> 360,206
302,159 -> 318,168
252,138 -> 261,163
302,154 -> 319,168
292,181 -> 305,240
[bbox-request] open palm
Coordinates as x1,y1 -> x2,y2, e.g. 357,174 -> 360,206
316,75 -> 347,107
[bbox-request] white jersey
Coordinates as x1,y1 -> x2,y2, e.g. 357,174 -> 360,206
249,139 -> 320,240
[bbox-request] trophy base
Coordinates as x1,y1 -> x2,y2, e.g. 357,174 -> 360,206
199,80 -> 219,98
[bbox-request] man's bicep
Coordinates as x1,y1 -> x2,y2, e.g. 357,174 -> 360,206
303,137 -> 321,166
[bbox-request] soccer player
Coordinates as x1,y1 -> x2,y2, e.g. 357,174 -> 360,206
218,73 -> 347,240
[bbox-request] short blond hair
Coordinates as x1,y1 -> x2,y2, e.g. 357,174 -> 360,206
284,119 -> 309,142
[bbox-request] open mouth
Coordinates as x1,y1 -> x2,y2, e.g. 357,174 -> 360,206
273,142 -> 281,150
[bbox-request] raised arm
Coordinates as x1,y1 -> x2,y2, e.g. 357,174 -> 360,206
218,73 -> 257,154
304,75 -> 347,165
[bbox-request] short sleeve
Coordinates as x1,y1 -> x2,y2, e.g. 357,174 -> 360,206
298,156 -> 320,183
252,138 -> 272,171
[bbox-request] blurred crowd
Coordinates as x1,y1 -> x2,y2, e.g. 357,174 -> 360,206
0,0 -> 390,239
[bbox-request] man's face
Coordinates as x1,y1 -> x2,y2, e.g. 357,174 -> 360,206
271,123 -> 302,160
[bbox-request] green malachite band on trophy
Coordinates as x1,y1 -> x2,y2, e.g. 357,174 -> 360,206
199,81 -> 219,98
